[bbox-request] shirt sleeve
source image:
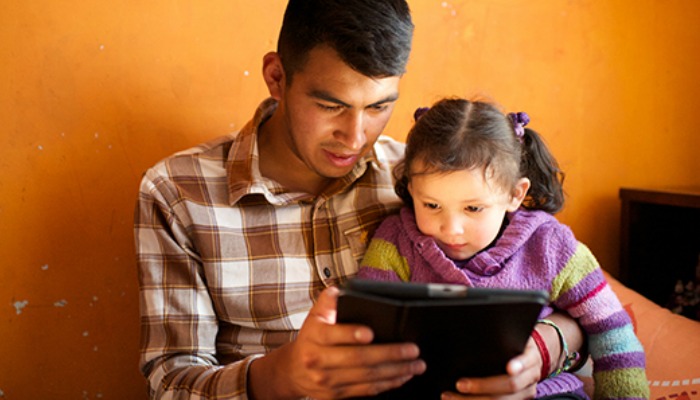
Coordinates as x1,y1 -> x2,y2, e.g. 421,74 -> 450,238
551,242 -> 649,400
134,170 -> 259,400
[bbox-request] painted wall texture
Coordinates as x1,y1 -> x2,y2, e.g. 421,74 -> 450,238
2,1 -> 699,398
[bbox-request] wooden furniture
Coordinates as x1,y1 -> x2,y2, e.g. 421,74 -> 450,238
619,187 -> 700,308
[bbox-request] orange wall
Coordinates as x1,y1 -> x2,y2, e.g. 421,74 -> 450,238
2,1 -> 699,398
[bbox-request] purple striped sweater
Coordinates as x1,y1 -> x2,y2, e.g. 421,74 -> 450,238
358,207 -> 649,399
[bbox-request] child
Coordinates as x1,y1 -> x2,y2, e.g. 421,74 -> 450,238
357,98 -> 649,399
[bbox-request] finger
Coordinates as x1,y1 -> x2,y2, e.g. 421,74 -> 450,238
441,381 -> 538,400
452,340 -> 540,395
302,287 -> 375,346
308,286 -> 340,325
309,341 -> 422,369
455,373 -> 512,395
506,341 -> 538,376
314,372 -> 415,400
454,370 -> 539,396
309,317 -> 375,346
306,358 -> 426,395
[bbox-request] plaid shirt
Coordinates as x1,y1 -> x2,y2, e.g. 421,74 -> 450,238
135,98 -> 405,399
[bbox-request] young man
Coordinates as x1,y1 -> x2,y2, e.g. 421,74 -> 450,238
135,1 -> 584,399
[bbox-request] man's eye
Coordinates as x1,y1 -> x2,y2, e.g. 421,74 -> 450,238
318,103 -> 342,112
369,104 -> 389,112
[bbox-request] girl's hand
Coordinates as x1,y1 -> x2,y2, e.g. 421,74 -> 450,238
440,338 -> 541,400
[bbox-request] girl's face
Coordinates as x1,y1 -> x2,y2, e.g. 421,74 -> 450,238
408,165 -> 529,261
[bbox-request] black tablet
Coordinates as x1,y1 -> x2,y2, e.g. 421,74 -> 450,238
336,279 -> 549,399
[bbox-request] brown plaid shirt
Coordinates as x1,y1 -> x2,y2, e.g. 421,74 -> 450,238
135,98 -> 404,399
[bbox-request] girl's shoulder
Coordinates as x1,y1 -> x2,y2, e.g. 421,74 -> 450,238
372,207 -> 425,242
372,208 -> 409,239
510,209 -> 577,249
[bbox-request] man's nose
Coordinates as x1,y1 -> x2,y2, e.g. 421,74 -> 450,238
337,111 -> 367,151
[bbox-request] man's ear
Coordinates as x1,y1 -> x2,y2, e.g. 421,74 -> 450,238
262,52 -> 285,100
507,177 -> 531,212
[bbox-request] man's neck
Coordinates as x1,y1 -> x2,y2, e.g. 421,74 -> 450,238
257,112 -> 332,196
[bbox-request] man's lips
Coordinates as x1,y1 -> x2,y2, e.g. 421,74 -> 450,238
324,150 -> 359,167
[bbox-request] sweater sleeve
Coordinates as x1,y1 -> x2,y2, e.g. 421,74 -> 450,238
357,216 -> 411,282
551,242 -> 649,400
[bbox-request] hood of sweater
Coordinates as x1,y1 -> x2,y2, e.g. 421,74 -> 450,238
398,206 -> 559,279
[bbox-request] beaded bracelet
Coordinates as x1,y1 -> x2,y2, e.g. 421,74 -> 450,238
536,319 -> 580,378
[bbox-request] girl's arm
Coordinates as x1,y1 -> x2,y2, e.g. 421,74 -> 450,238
536,311 -> 586,376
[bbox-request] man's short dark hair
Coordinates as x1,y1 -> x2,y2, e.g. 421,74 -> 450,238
278,0 -> 413,83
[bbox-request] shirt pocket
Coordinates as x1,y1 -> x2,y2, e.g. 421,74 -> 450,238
342,216 -> 385,266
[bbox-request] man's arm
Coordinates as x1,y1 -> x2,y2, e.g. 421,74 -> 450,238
136,172 -> 264,399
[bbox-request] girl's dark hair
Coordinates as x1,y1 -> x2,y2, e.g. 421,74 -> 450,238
278,0 -> 414,83
395,98 -> 565,213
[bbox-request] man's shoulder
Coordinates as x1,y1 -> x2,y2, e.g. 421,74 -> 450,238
170,133 -> 237,163
147,133 -> 238,178
372,135 -> 405,166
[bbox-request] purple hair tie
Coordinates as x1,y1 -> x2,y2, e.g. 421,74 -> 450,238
508,112 -> 530,142
414,107 -> 430,121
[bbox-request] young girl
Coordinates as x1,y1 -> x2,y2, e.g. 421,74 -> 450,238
357,98 -> 648,399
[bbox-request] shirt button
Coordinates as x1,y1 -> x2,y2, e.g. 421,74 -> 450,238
323,267 -> 332,278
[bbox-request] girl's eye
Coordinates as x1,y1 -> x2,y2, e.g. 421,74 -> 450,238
423,202 -> 440,210
466,206 -> 483,213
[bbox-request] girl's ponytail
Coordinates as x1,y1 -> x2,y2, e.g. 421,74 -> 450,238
519,127 -> 565,214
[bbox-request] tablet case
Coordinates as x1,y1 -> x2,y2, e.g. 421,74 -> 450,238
336,279 -> 548,399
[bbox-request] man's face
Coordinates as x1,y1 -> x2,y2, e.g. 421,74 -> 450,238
278,46 -> 401,179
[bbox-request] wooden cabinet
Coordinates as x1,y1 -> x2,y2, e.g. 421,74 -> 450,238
619,187 -> 700,308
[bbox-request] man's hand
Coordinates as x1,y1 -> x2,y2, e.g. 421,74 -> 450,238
440,338 -> 541,400
248,286 -> 426,400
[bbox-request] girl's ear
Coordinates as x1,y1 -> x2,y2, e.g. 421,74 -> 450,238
262,52 -> 286,100
507,177 -> 530,212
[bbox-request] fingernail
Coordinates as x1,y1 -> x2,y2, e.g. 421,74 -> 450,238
354,327 -> 372,342
326,286 -> 339,296
403,344 -> 420,358
510,359 -> 524,373
456,379 -> 471,392
413,360 -> 427,374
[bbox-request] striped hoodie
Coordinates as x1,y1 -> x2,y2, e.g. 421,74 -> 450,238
358,207 -> 649,399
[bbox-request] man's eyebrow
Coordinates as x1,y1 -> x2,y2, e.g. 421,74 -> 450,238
368,93 -> 399,107
309,90 -> 351,107
308,90 -> 399,108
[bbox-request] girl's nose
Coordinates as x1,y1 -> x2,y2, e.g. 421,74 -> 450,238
441,215 -> 465,235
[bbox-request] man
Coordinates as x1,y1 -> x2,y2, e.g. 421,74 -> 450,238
135,1 -> 584,399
